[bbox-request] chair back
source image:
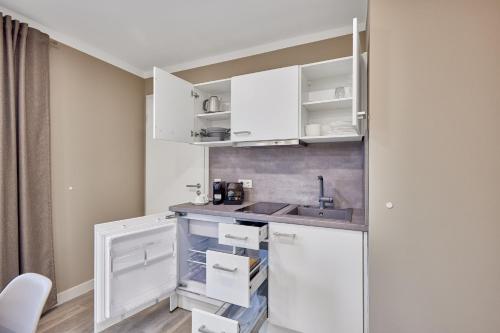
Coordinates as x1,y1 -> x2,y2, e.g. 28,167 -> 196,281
0,273 -> 52,333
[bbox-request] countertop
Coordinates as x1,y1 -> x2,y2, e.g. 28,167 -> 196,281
169,202 -> 367,232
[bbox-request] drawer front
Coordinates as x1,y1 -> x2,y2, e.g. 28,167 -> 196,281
206,251 -> 250,307
192,308 -> 239,333
218,224 -> 267,250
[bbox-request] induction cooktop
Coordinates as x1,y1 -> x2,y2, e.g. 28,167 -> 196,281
236,202 -> 288,215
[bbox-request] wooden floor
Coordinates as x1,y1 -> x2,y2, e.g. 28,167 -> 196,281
37,292 -> 192,333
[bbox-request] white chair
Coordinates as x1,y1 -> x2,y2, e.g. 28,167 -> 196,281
0,273 -> 53,333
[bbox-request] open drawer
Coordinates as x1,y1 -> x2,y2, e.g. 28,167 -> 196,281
206,250 -> 267,307
218,222 -> 268,250
192,295 -> 267,333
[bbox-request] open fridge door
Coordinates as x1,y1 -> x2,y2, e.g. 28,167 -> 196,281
95,214 -> 178,332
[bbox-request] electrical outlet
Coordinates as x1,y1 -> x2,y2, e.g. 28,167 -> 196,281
238,179 -> 253,189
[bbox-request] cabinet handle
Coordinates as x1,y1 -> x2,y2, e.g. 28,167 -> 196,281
273,232 -> 296,239
233,130 -> 251,135
224,234 -> 248,241
212,264 -> 238,273
186,183 -> 201,189
198,325 -> 220,333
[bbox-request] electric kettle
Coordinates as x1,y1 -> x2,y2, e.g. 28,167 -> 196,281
203,96 -> 221,113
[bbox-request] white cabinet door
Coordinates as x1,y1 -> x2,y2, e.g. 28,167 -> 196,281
153,67 -> 194,142
145,96 -> 207,214
94,214 -> 178,332
231,66 -> 299,142
352,17 -> 362,134
268,223 -> 364,333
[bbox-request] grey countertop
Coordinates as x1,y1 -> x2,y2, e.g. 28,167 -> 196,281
169,202 -> 367,232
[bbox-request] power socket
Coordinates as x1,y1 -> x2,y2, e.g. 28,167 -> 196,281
238,179 -> 253,189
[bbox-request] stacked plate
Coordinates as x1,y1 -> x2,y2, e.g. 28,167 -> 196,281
329,120 -> 357,136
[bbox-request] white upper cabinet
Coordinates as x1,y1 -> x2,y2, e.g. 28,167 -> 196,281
231,66 -> 299,142
153,67 -> 194,143
154,17 -> 366,146
299,17 -> 366,143
154,67 -> 233,146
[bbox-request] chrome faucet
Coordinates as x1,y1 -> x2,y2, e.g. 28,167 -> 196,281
318,176 -> 334,209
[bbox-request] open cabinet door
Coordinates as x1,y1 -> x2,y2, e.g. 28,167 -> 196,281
95,214 -> 178,332
146,96 -> 207,214
154,67 -> 194,142
352,17 -> 362,134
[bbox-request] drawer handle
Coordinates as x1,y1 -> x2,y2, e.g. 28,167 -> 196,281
224,234 -> 248,241
273,232 -> 296,238
233,130 -> 251,135
198,325 -> 221,333
212,264 -> 238,273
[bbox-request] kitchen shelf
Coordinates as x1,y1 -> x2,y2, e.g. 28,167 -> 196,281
300,134 -> 363,143
301,56 -> 352,81
192,140 -> 233,147
302,98 -> 352,112
194,78 -> 231,95
195,111 -> 231,121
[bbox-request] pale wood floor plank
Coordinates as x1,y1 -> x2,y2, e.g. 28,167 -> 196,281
37,292 -> 192,333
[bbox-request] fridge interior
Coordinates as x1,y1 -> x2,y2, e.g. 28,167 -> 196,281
177,217 -> 268,299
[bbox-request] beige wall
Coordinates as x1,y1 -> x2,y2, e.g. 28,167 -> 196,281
369,1 -> 500,332
144,32 -> 366,92
49,42 -> 145,292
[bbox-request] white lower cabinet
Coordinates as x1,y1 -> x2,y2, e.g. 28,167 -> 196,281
95,214 -> 269,332
268,222 -> 365,333
95,215 -> 365,333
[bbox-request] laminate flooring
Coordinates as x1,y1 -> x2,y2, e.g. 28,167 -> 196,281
37,292 -> 191,333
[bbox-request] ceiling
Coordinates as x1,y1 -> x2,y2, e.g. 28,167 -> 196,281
0,0 -> 367,77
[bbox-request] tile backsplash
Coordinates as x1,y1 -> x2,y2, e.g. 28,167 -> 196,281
209,143 -> 364,209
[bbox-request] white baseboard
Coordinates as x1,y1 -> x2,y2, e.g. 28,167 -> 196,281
57,279 -> 94,305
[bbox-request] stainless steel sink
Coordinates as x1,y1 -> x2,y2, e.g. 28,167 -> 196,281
286,206 -> 353,221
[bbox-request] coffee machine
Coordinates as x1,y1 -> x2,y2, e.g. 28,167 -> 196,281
224,182 -> 244,205
212,179 -> 226,205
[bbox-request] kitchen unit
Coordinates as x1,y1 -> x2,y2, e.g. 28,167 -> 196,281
153,18 -> 366,147
95,203 -> 367,333
96,16 -> 368,333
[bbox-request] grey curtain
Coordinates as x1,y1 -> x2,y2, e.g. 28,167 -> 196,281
0,14 -> 57,308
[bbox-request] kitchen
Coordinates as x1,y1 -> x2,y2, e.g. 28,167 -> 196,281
95,17 -> 368,333
0,1 -> 498,333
